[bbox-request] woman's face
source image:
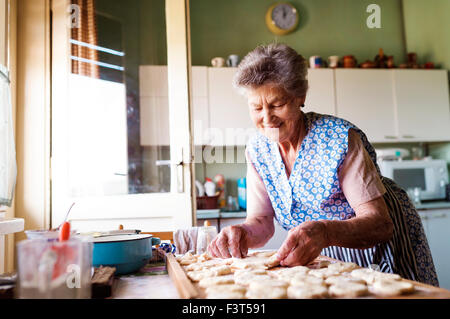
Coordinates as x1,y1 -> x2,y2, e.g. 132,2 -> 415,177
246,85 -> 305,143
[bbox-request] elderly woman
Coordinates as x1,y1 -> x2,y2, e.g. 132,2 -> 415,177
207,43 -> 438,286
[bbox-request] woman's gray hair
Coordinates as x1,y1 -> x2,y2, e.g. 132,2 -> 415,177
233,43 -> 308,98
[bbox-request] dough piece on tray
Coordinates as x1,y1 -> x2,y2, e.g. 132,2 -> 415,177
209,265 -> 232,276
248,278 -> 289,290
230,256 -> 269,270
290,274 -> 326,287
246,286 -> 287,299
308,268 -> 340,279
186,269 -> 215,282
350,268 -> 401,284
372,279 -> 415,296
198,274 -> 235,288
287,284 -> 329,299
271,265 -> 310,276
234,273 -> 273,286
264,254 -> 281,269
328,282 -> 368,298
197,252 -> 213,262
248,250 -> 277,258
179,252 -> 198,265
324,275 -> 366,286
327,262 -> 359,273
233,268 -> 267,276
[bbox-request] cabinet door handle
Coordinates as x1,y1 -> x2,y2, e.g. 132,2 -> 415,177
402,135 -> 415,138
384,135 -> 397,139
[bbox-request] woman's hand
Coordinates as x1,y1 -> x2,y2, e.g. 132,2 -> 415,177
207,225 -> 249,258
276,221 -> 329,266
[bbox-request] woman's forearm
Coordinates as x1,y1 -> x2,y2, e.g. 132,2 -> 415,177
320,199 -> 394,249
241,215 -> 274,248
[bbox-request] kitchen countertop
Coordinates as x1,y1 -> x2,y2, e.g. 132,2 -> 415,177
196,209 -> 246,219
415,201 -> 450,210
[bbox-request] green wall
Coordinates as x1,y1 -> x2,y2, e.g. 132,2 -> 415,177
402,0 -> 450,175
190,0 -> 407,66
402,0 -> 450,69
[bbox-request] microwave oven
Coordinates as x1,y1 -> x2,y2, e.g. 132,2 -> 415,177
378,159 -> 449,201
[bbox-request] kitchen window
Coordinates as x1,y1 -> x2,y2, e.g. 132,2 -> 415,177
0,0 -> 16,209
51,0 -> 195,231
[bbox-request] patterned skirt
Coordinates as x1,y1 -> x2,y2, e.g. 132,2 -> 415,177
321,177 -> 439,287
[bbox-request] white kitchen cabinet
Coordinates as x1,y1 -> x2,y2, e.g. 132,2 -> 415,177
394,70 -> 450,142
139,65 -> 210,146
335,69 -> 397,143
305,68 -> 336,115
207,67 -> 256,146
419,209 -> 450,289
140,67 -> 450,146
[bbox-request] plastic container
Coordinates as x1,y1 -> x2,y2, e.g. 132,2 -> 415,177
196,220 -> 218,255
16,238 -> 92,299
237,178 -> 247,210
196,194 -> 219,209
204,178 -> 216,196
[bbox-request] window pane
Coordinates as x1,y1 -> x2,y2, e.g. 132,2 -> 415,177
66,0 -> 170,196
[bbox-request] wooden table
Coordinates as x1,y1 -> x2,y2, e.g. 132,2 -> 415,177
112,274 -> 180,299
111,261 -> 180,299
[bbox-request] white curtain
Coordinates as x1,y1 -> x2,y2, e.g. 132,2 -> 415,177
0,64 -> 16,206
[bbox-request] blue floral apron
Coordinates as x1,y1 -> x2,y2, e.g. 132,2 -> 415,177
246,112 -> 438,286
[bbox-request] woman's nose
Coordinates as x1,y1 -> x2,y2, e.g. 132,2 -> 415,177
262,108 -> 272,124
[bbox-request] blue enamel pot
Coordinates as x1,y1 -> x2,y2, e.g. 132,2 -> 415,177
92,234 -> 160,275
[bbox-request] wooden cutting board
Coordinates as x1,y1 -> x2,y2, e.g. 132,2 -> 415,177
166,253 -> 450,299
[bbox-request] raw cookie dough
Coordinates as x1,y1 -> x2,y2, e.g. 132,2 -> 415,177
264,254 -> 281,269
351,268 -> 401,284
372,279 -> 415,296
290,274 -> 326,287
249,250 -> 277,258
248,279 -> 289,290
230,256 -> 269,270
246,286 -> 287,299
329,281 -> 368,298
324,275 -> 366,286
234,273 -> 273,286
308,268 -> 341,279
198,274 -> 235,288
209,265 -> 232,276
287,284 -> 329,299
327,262 -> 359,273
186,269 -> 214,282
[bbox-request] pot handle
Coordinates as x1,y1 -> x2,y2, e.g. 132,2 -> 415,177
151,237 -> 161,246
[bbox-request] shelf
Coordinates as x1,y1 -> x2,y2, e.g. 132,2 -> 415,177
0,218 -> 25,235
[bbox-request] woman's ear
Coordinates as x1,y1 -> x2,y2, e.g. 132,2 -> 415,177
295,96 -> 306,108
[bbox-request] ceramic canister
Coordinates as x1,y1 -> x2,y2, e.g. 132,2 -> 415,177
211,57 -> 226,67
328,56 -> 339,68
309,56 -> 322,68
226,54 -> 240,67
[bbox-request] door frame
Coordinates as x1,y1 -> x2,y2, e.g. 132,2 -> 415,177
50,0 -> 196,231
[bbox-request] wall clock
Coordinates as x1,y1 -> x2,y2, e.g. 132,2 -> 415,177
265,2 -> 299,36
